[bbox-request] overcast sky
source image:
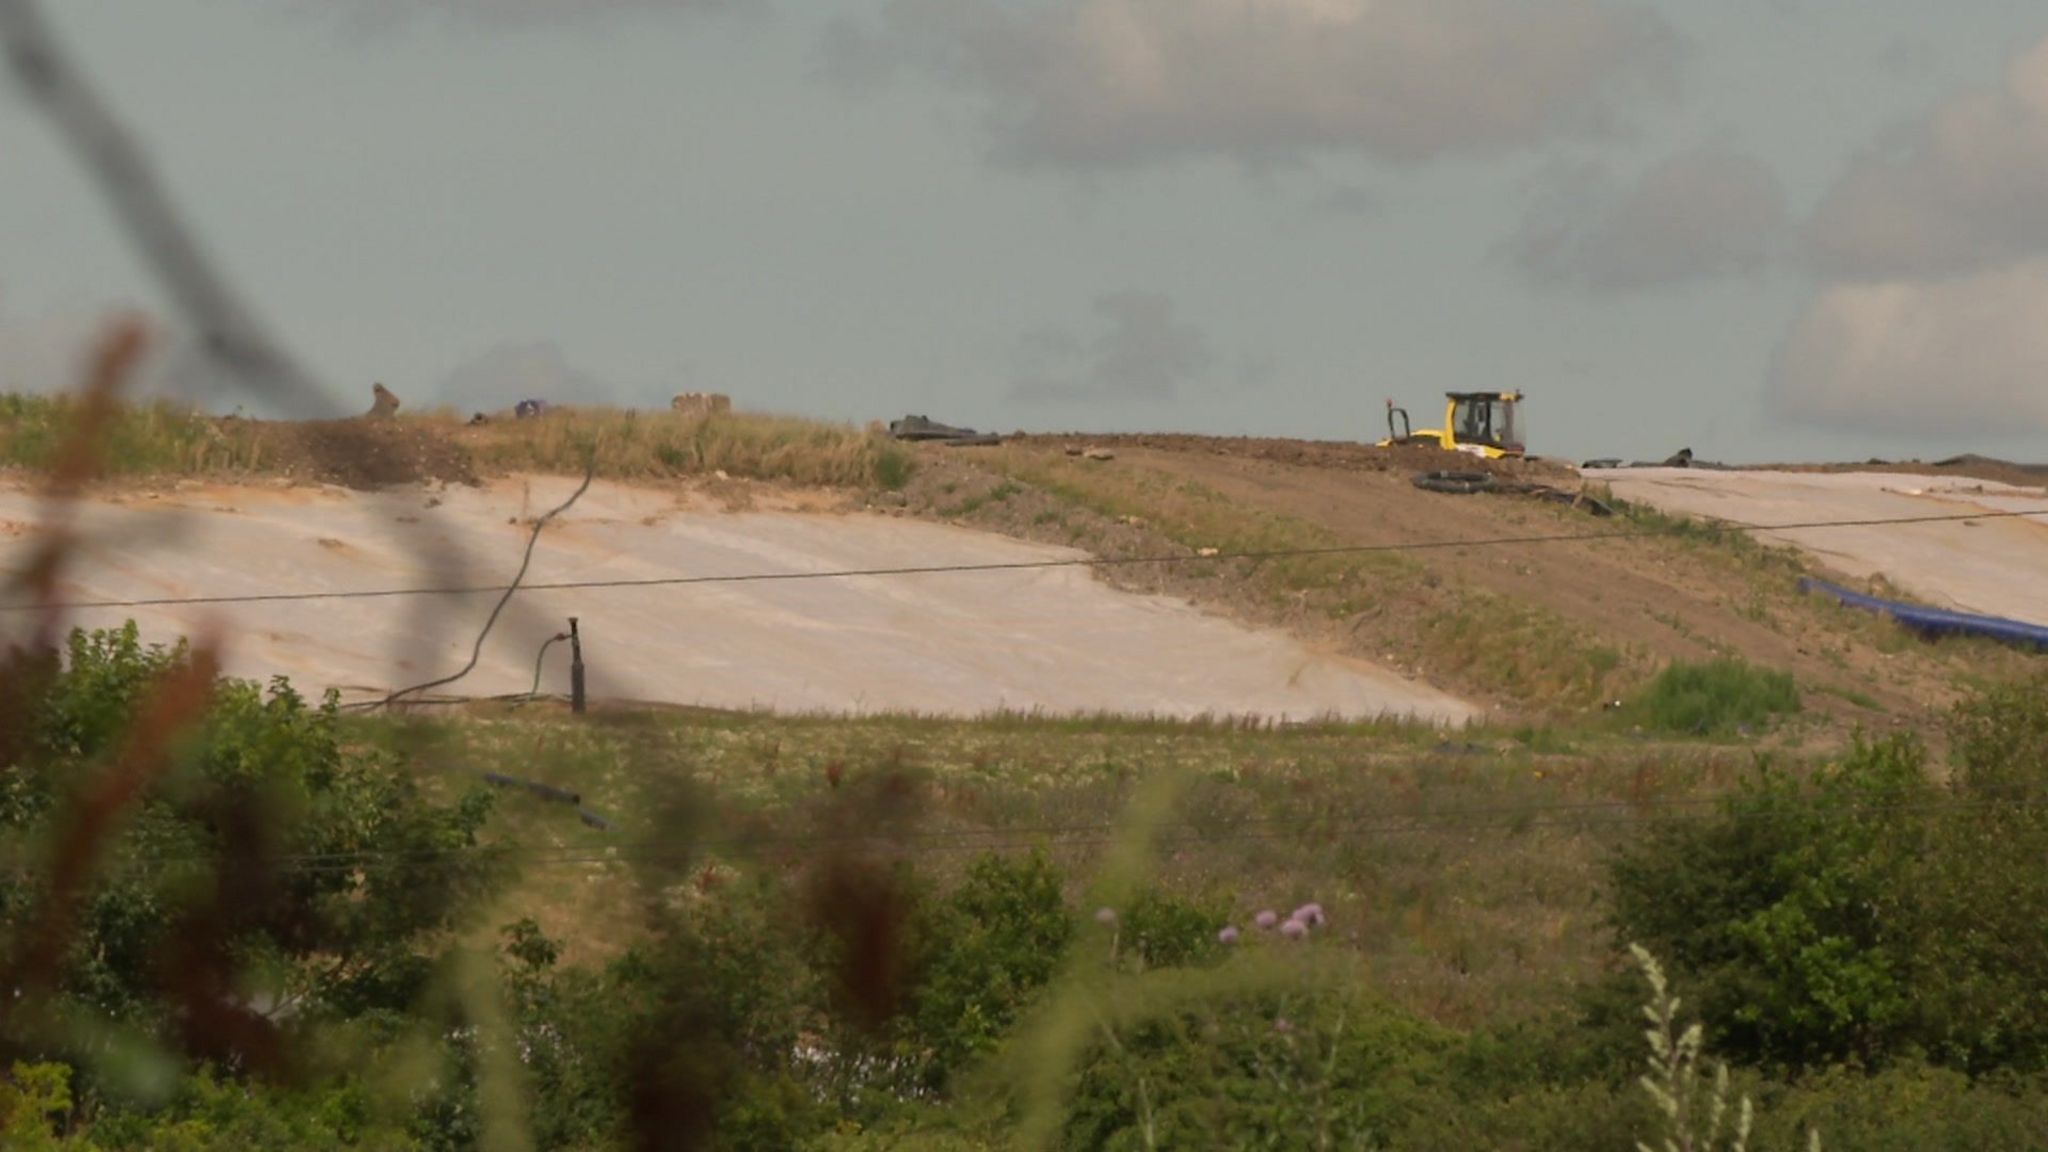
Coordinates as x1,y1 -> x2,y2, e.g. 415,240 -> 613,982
4,0 -> 2047,464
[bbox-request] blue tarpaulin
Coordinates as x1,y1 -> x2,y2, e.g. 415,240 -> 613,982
1800,578 -> 2048,650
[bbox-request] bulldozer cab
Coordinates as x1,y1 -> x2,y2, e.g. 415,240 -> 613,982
1380,391 -> 1526,459
1446,391 -> 1524,457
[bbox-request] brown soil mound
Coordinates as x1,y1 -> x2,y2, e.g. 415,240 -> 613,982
265,419 -> 478,489
1005,433 -> 1578,483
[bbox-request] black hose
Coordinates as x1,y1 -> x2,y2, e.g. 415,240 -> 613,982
380,459 -> 596,708
524,633 -> 567,702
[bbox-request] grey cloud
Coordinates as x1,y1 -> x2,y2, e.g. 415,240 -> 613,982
1010,328 -> 1086,400
844,0 -> 1684,169
1805,37 -> 2048,279
435,340 -> 618,413
1234,351 -> 1280,390
1505,142 -> 1787,292
310,0 -> 750,34
1314,185 -> 1384,218
1501,158 -> 1608,281
1767,262 -> 2048,438
813,16 -> 902,95
1009,291 -> 1211,403
1770,35 -> 2048,440
1878,36 -> 1938,80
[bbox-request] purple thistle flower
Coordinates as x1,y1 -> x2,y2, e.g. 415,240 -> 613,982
1292,903 -> 1326,928
1094,907 -> 1117,926
1274,1018 -> 1293,1033
1218,926 -> 1240,944
1279,918 -> 1307,940
1254,910 -> 1279,930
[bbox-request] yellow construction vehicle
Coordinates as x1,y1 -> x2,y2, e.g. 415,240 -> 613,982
1379,391 -> 1526,460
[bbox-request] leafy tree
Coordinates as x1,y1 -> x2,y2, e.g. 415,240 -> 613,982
1899,671 -> 2048,1071
1,623 -> 500,1108
1609,674 -> 2048,1075
1,1061 -> 80,1150
1606,735 -> 1934,1069
895,850 -> 1075,1096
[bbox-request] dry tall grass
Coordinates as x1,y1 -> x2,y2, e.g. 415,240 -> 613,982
0,393 -> 270,476
448,406 -> 912,489
0,394 -> 915,490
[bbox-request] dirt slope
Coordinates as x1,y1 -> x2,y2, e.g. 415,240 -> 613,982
1006,432 -> 1578,482
897,438 -> 2036,727
1124,450 -> 1907,699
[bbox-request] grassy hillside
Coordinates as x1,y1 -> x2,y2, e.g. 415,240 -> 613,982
374,704 -> 1744,1021
326,680 -> 2048,1151
8,615 -> 2048,1148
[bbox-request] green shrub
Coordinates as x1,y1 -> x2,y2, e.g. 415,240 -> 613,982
1899,669 -> 2048,1072
1057,974 -> 1459,1150
1947,669 -> 2048,804
493,851 -> 1076,1145
88,1070 -> 409,1151
1605,734 -> 1934,1069
0,1062 -> 77,1151
1752,1062 -> 2048,1152
1111,889 -> 1229,973
1608,677 -> 2048,1076
873,446 -> 915,492
1626,657 -> 1801,737
0,622 -> 499,1090
899,851 -> 1075,1094
479,877 -> 834,1152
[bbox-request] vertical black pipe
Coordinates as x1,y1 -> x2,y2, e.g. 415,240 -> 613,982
568,616 -> 586,714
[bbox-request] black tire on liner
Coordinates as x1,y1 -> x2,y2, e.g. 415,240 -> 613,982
1412,471 -> 1496,495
